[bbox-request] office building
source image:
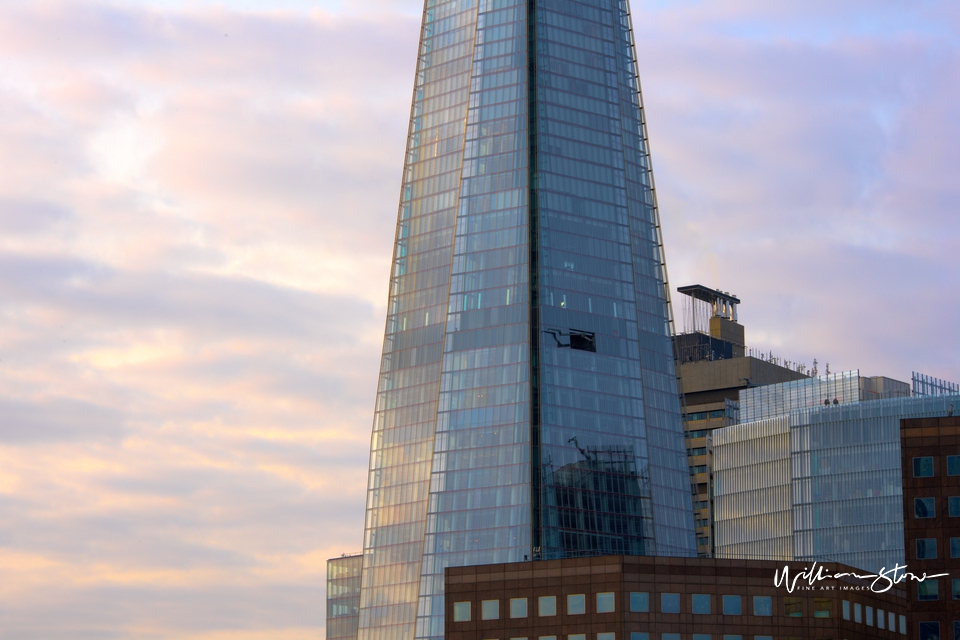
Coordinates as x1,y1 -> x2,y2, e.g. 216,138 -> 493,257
674,285 -> 809,557
445,555 -> 909,640
352,2 -> 696,640
713,376 -> 959,573
328,554 -> 363,640
900,415 -> 960,640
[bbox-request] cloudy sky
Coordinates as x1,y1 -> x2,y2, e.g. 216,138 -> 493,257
1,0 -> 957,638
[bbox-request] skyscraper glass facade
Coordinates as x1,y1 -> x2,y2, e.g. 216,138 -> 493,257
357,2 -> 695,640
715,395 -> 960,572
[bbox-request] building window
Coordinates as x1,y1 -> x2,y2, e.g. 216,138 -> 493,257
866,605 -> 874,626
952,538 -> 960,558
915,457 -> 935,477
842,600 -> 850,620
949,455 -> 960,476
597,634 -> 615,640
878,608 -> 886,629
916,497 -> 937,518
569,635 -> 586,640
918,538 -> 939,559
597,592 -> 615,613
722,595 -> 741,615
753,596 -> 772,616
662,635 -> 680,640
814,598 -> 831,618
692,635 -> 711,640
661,593 -> 680,614
754,637 -> 773,640
784,597 -> 802,617
890,611 -> 896,632
951,496 -> 960,517
567,594 -> 585,615
629,592 -> 649,613
901,615 -> 907,634
629,634 -> 649,640
919,580 -> 940,601
510,598 -> 528,618
954,621 -> 960,640
482,600 -> 499,620
723,636 -> 743,640
953,579 -> 960,600
854,602 -> 862,623
453,602 -> 471,622
919,621 -> 940,640
539,596 -> 556,617
692,594 -> 711,614
541,636 -> 557,640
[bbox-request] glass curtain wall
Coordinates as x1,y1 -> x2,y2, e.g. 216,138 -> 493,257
417,2 -> 532,639
358,2 -> 694,640
358,3 -> 481,640
739,370 -> 861,423
328,555 -> 363,640
715,395 -> 960,572
713,417 -> 793,561
533,0 -> 694,558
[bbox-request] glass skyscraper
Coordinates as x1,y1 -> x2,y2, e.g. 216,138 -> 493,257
356,2 -> 695,640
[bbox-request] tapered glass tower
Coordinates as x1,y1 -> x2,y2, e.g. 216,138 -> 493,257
357,2 -> 695,640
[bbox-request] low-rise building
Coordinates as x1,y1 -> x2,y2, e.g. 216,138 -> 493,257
445,555 -> 908,640
900,415 -> 960,640
327,553 -> 362,640
713,385 -> 959,573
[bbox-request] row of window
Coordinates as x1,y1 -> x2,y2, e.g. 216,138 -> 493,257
685,410 -> 727,422
912,456 -> 960,477
454,593 -> 615,622
481,634 -> 769,640
913,496 -> 960,518
840,600 -> 905,633
912,578 -> 960,602
478,625 -> 908,640
915,537 -> 960,559
452,593 -> 886,620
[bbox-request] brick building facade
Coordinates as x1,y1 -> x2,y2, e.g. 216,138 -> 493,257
446,556 -> 907,640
